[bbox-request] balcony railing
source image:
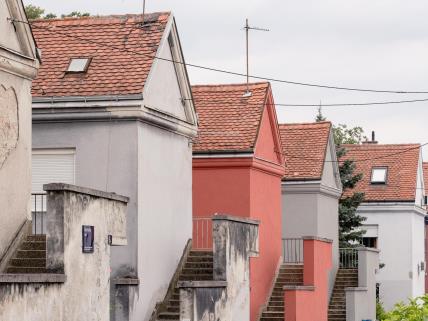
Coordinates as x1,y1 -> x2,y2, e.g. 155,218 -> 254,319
282,238 -> 303,263
192,217 -> 213,251
339,248 -> 359,269
31,193 -> 46,235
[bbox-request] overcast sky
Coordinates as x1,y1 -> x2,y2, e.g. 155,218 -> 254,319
24,0 -> 428,158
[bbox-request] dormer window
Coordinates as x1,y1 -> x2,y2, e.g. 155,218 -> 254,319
66,58 -> 91,73
371,167 -> 388,184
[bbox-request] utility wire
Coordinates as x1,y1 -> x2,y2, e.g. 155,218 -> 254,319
189,97 -> 428,107
282,142 -> 428,163
11,18 -> 428,95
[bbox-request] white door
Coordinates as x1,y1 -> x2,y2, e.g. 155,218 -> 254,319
31,149 -> 75,233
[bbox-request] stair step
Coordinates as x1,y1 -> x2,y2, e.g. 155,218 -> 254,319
20,241 -> 46,251
26,235 -> 46,242
16,250 -> 46,259
6,267 -> 47,273
9,258 -> 46,267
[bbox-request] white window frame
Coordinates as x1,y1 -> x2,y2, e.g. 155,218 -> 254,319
371,167 -> 388,184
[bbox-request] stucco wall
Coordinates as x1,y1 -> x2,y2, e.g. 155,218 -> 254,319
281,184 -> 340,299
0,185 -> 127,321
0,11 -> 38,259
359,205 -> 425,310
249,167 -> 282,321
135,122 -> 193,321
33,119 -> 194,321
33,120 -> 139,276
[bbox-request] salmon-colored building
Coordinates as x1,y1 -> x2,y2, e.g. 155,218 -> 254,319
192,82 -> 285,321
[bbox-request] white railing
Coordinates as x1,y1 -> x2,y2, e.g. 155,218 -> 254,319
31,193 -> 46,235
339,248 -> 359,269
282,238 -> 304,263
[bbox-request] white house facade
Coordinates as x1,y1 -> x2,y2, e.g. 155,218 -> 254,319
344,142 -> 426,310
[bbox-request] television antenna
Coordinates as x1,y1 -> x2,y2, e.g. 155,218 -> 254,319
243,18 -> 269,97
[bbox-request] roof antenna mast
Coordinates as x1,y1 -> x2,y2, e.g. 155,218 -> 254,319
142,0 -> 146,22
243,18 -> 269,98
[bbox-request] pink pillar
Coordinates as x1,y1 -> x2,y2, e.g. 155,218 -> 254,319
284,237 -> 332,321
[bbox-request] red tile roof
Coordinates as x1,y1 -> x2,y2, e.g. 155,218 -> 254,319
192,82 -> 269,153
341,143 -> 421,202
31,13 -> 170,97
279,122 -> 332,180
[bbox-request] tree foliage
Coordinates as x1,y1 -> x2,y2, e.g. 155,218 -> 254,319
378,295 -> 428,321
25,4 -> 90,20
315,109 -> 366,247
61,12 -> 90,18
24,4 -> 46,19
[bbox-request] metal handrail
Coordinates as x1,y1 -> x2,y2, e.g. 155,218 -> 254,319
339,248 -> 359,269
31,193 -> 46,235
282,238 -> 303,263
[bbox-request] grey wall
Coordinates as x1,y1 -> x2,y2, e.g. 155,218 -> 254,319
281,183 -> 340,299
33,120 -> 139,276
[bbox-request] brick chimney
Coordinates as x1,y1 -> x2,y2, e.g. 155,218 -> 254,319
363,131 -> 378,144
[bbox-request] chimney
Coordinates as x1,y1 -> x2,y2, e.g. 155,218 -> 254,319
363,131 -> 378,144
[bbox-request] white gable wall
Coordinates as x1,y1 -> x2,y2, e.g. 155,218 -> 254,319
143,18 -> 192,122
359,204 -> 425,311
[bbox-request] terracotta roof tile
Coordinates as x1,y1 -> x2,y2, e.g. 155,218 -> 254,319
192,82 -> 269,153
341,143 -> 421,202
279,122 -> 331,180
31,13 -> 170,97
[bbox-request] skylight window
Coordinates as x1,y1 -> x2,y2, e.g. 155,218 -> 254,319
371,167 -> 388,184
66,58 -> 91,73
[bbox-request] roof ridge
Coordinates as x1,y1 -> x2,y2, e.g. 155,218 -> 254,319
31,12 -> 170,24
192,82 -> 269,89
279,121 -> 331,127
342,143 -> 420,148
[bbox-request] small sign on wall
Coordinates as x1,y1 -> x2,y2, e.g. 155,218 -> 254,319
82,225 -> 94,253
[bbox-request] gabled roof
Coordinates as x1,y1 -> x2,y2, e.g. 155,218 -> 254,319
31,12 -> 170,97
341,143 -> 421,202
279,121 -> 331,181
192,82 -> 270,153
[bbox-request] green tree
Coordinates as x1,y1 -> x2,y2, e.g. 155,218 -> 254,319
316,103 -> 326,122
315,112 -> 367,247
334,125 -> 367,247
24,4 -> 45,19
25,5 -> 57,19
380,295 -> 428,321
61,11 -> 90,18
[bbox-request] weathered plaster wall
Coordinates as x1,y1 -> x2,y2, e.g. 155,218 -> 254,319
179,216 -> 259,321
0,185 -> 128,321
0,3 -> 38,260
359,205 -> 425,310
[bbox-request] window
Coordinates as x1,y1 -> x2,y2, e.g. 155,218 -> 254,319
66,58 -> 91,73
371,167 -> 388,184
361,237 -> 377,248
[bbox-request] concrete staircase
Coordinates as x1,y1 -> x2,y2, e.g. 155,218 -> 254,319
156,250 -> 214,321
259,263 -> 304,321
328,268 -> 358,321
6,235 -> 47,273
